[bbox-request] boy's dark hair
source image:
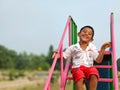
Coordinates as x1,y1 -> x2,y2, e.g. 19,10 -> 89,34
80,25 -> 94,38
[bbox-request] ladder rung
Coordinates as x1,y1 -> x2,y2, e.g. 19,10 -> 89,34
98,51 -> 111,55
99,78 -> 113,82
67,77 -> 73,80
104,51 -> 111,55
94,65 -> 112,68
67,77 -> 113,83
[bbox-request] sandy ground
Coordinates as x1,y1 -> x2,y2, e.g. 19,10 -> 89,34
0,78 -> 46,90
0,71 -> 48,90
0,71 -> 119,90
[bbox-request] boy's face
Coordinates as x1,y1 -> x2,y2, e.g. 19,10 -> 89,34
78,27 -> 93,43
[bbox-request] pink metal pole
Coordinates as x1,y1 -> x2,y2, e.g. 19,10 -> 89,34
44,17 -> 71,90
111,13 -> 119,90
48,83 -> 50,90
60,45 -> 64,90
62,58 -> 71,89
44,54 -> 59,90
60,18 -> 71,90
69,16 -> 72,46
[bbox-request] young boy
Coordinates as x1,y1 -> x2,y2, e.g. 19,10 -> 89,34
53,26 -> 111,90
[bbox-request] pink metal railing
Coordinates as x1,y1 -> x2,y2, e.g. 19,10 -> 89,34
44,17 -> 71,90
110,13 -> 119,90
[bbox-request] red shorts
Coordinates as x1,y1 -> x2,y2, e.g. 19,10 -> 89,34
71,65 -> 100,83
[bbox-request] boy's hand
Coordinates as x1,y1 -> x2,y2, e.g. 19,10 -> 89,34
96,41 -> 111,63
101,42 -> 111,50
52,52 -> 56,59
52,51 -> 60,59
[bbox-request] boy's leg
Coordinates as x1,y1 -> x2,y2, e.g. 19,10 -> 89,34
89,74 -> 98,90
85,67 -> 99,90
76,78 -> 84,90
71,67 -> 85,90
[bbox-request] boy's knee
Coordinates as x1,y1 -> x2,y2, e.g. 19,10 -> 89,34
77,78 -> 84,84
90,74 -> 98,81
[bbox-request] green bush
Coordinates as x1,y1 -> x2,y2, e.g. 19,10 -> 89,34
9,69 -> 16,80
8,69 -> 25,80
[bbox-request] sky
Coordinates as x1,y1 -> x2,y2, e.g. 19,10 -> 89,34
0,0 -> 120,59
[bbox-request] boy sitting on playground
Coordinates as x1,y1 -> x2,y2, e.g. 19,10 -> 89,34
52,25 -> 111,90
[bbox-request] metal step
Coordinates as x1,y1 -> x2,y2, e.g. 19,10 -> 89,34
102,51 -> 111,55
94,65 -> 112,68
99,78 -> 113,82
67,77 -> 113,82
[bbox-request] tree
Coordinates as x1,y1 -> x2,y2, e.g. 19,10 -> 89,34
0,45 -> 17,69
46,45 -> 54,65
39,54 -> 50,70
16,52 -> 28,70
117,58 -> 120,71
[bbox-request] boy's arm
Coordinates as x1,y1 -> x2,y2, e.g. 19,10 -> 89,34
96,42 -> 111,63
52,47 -> 71,59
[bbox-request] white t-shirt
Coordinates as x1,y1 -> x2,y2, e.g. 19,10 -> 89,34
63,42 -> 99,68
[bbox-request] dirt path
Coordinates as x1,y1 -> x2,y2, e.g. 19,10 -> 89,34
0,78 -> 45,90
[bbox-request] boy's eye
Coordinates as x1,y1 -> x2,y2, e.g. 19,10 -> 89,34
88,33 -> 92,35
83,31 -> 92,35
83,30 -> 87,33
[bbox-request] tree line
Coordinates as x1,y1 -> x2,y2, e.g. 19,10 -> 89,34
0,44 -> 58,71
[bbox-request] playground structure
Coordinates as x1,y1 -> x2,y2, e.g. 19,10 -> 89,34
44,13 -> 119,90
